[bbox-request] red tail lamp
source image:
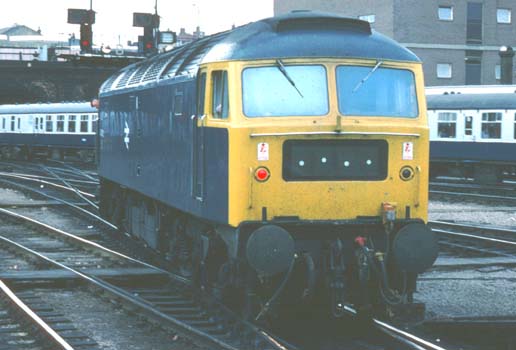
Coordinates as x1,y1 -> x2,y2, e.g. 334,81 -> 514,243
254,167 -> 270,182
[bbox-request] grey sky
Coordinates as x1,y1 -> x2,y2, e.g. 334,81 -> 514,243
0,0 -> 273,46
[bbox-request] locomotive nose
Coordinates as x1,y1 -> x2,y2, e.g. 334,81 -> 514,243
391,223 -> 439,273
246,225 -> 295,276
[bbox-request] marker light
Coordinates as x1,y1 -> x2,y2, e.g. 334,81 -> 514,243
254,167 -> 270,182
400,166 -> 415,181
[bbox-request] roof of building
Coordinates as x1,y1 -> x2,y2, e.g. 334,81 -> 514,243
0,24 -> 41,37
427,93 -> 516,110
100,11 -> 420,94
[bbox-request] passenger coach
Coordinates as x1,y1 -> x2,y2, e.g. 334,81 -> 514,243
428,91 -> 516,182
0,102 -> 97,160
98,12 -> 437,319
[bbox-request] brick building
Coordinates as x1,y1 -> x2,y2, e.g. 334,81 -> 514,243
274,0 -> 516,86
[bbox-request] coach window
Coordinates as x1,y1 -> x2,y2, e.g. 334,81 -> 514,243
46,115 -> 53,132
92,115 -> 98,132
437,112 -> 457,138
10,116 -> 15,131
80,115 -> 88,132
481,112 -> 502,139
17,118 -> 20,131
513,113 -> 516,138
68,115 -> 76,133
56,115 -> 65,132
2,117 -> 5,130
212,70 -> 228,119
465,115 -> 473,135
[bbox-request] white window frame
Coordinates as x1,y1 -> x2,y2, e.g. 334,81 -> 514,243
497,8 -> 511,24
437,63 -> 452,78
481,112 -> 503,139
437,112 -> 457,138
438,6 -> 453,21
358,14 -> 375,23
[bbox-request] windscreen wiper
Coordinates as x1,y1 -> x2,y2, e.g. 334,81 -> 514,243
275,59 -> 304,98
352,60 -> 383,93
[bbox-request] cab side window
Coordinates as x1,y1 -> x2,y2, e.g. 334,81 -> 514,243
212,70 -> 229,119
197,72 -> 206,117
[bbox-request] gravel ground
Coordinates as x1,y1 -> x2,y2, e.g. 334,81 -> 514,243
420,198 -> 516,320
37,289 -> 203,350
429,199 -> 516,227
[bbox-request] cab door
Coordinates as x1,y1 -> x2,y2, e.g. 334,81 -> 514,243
192,70 -> 207,200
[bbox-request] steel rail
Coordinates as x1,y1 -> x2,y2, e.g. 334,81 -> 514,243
0,172 -> 96,198
0,208 -> 293,350
343,305 -> 450,350
0,279 -> 75,350
430,221 -> 516,246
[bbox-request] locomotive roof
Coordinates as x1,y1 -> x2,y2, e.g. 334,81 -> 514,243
427,93 -> 516,110
0,102 -> 96,115
100,11 -> 419,94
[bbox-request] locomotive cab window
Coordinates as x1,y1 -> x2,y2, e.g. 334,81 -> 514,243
481,112 -> 502,139
437,112 -> 457,138
212,70 -> 228,119
336,65 -> 418,118
197,72 -> 206,117
243,64 -> 328,117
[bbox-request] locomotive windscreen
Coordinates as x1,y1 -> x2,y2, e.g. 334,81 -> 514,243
282,140 -> 388,181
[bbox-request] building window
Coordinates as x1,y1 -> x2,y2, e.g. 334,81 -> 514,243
438,6 -> 453,21
495,64 -> 501,80
497,8 -> 511,23
465,115 -> 473,135
465,50 -> 482,85
359,14 -> 375,23
56,115 -> 65,132
68,115 -> 76,133
212,70 -> 229,119
438,112 -> 457,138
481,112 -> 502,139
467,2 -> 483,44
437,63 -> 452,78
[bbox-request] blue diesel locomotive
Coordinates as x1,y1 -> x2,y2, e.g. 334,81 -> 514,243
98,12 -> 437,320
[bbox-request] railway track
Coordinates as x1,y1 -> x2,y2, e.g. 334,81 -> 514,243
430,220 -> 516,260
429,180 -> 516,202
0,161 -> 454,350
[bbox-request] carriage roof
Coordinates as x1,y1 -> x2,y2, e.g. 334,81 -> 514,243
0,102 -> 96,115
427,93 -> 516,110
100,11 -> 419,95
